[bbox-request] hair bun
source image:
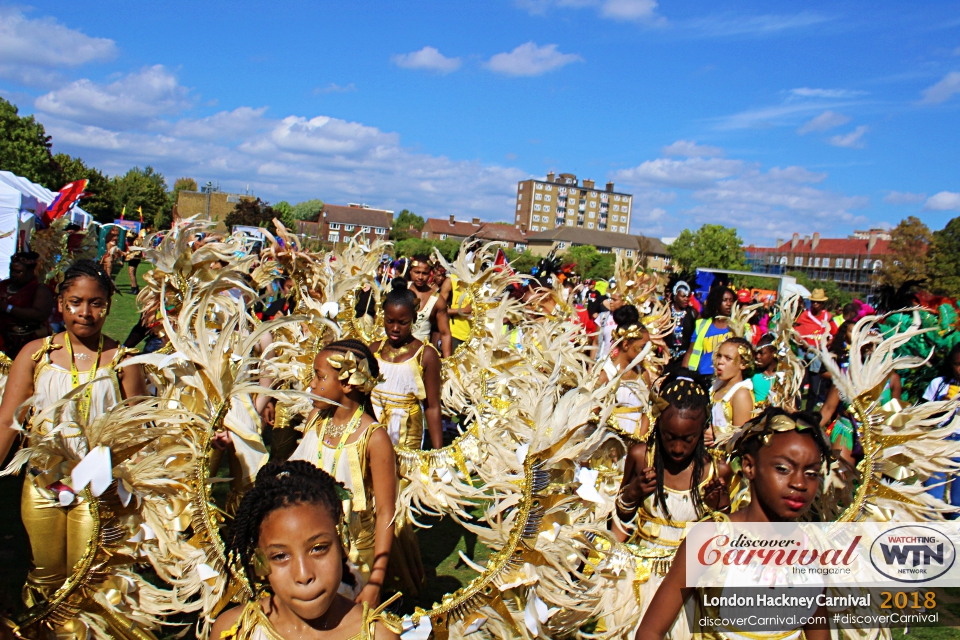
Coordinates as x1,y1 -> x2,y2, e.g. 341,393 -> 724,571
391,277 -> 408,292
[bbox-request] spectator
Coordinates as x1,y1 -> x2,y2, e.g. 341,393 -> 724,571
0,252 -> 54,358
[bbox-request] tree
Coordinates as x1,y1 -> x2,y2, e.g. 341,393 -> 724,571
112,166 -> 170,229
927,216 -> 960,297
394,209 -> 425,231
54,153 -> 115,223
880,216 -> 931,288
503,247 -> 539,274
271,200 -> 297,230
564,245 -> 601,279
587,253 -> 616,281
0,98 -> 61,188
668,224 -> 747,275
291,198 -> 324,221
224,198 -> 283,234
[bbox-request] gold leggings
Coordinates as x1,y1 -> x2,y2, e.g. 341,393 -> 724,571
20,480 -> 95,603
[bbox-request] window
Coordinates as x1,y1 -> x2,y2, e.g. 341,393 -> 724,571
614,195 -> 621,201
590,201 -> 596,208
873,260 -> 882,270
626,249 -> 634,257
328,233 -> 339,242
375,227 -> 385,234
569,190 -> 578,196
533,215 -> 540,222
515,244 -> 526,251
835,258 -> 843,268
853,259 -> 858,268
362,226 -> 370,233
588,222 -> 595,229
543,205 -> 551,213
535,183 -> 543,190
534,204 -> 541,211
779,256 -> 787,266
545,185 -> 552,191
517,203 -> 521,210
588,211 -> 595,219
519,183 -> 524,189
535,193 -> 542,201
545,195 -> 551,202
600,194 -> 608,203
558,242 -> 567,249
814,257 -> 821,267
794,257 -> 803,266
330,223 -> 341,230
613,205 -> 619,212
440,234 -> 448,240
559,187 -> 567,195
344,225 -> 355,232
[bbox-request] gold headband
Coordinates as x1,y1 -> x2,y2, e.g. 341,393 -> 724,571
327,350 -> 381,395
615,323 -> 647,341
725,413 -> 827,460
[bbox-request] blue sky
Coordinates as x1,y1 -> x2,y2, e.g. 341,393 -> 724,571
1,1 -> 959,243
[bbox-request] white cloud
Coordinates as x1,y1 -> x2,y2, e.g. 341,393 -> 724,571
34,65 -> 192,128
168,107 -> 270,140
829,125 -> 868,148
661,140 -> 723,157
314,83 -> 357,94
920,71 -> 960,104
645,207 -> 667,220
516,0 -> 661,22
686,12 -> 830,37
790,88 -> 864,99
486,42 -> 583,76
391,47 -> 462,74
923,191 -> 960,211
797,110 -> 850,134
0,7 -> 116,87
613,157 -> 743,188
883,191 -> 927,205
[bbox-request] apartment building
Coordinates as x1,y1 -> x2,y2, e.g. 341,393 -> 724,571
745,230 -> 892,295
515,172 -> 632,234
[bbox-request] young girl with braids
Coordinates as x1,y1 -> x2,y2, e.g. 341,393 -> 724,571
636,408 -> 832,640
613,372 -> 731,635
213,460 -> 400,640
708,337 -> 755,446
289,339 -> 423,606
597,304 -> 652,438
0,259 -> 147,604
369,280 -> 444,450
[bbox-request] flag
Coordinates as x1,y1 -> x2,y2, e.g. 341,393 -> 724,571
120,206 -> 126,220
43,179 -> 88,225
137,206 -> 143,223
494,248 -> 514,275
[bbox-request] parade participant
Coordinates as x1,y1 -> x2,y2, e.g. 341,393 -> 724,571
709,337 -> 755,445
126,223 -> 151,294
795,289 -> 837,346
595,291 -> 623,362
447,272 -> 473,352
682,286 -> 735,376
635,409 -> 832,640
406,254 -> 452,357
921,343 -> 960,505
0,259 -> 147,603
0,251 -> 54,359
370,280 -> 444,450
750,334 -> 778,407
290,339 -> 423,605
213,460 -> 401,640
99,226 -> 124,278
664,281 -> 697,364
597,305 -> 651,438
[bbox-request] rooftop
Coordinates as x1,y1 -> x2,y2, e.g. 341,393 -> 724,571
321,203 -> 393,227
423,216 -> 528,244
527,226 -> 666,254
746,231 -> 891,256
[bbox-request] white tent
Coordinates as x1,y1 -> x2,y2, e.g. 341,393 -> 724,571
0,171 -> 93,276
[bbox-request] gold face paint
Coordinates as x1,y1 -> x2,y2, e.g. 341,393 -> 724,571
66,305 -> 80,315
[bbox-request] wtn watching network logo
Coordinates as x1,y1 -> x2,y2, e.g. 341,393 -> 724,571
870,525 -> 957,583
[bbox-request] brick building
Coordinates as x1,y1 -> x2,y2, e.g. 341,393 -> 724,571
421,215 -> 529,250
515,172 -> 633,235
297,203 -> 393,245
745,230 -> 892,295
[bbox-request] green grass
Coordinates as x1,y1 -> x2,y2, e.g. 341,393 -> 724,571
104,265 -> 145,346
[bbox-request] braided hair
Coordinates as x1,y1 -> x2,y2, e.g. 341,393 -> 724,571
321,339 -> 381,418
719,336 -> 755,376
651,370 -> 711,520
383,277 -> 418,316
58,259 -> 115,298
225,460 -> 356,590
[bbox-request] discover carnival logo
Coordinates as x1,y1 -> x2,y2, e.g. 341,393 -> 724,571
869,525 -> 956,583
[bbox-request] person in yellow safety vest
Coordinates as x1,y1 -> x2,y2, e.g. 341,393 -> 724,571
448,275 -> 472,352
682,287 -> 735,377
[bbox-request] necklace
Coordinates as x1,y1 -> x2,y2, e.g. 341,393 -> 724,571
64,332 -> 104,424
384,340 -> 414,359
318,407 -> 364,477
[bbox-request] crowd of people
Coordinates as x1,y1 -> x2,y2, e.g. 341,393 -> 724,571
0,218 -> 957,640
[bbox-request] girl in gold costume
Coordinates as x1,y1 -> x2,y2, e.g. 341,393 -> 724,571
0,260 -> 146,604
213,460 -> 400,640
369,279 -> 444,450
708,337 -> 755,446
289,339 -> 422,606
596,304 -> 652,439
635,409 -> 832,640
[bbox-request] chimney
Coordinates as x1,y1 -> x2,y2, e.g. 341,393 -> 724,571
812,232 -> 820,252
547,172 -> 555,182
520,223 -> 528,233
606,181 -> 615,192
790,232 -> 800,250
775,238 -> 784,248
583,179 -> 595,190
472,217 -> 480,226
449,214 -> 456,225
868,231 -> 878,253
